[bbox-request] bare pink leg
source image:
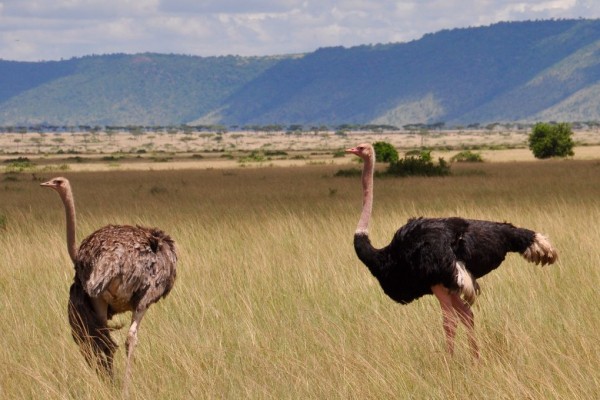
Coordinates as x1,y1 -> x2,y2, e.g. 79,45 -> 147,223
450,292 -> 479,358
431,284 -> 458,355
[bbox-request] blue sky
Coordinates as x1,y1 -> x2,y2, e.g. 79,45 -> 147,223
1,0 -> 599,61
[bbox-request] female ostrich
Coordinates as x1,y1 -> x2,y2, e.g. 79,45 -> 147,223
346,144 -> 557,357
41,177 -> 177,388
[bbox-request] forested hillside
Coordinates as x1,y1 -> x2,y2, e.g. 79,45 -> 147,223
0,54 -> 283,125
2,19 -> 600,127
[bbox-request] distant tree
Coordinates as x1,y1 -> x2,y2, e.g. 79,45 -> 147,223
528,122 -> 574,159
287,124 -> 303,132
373,141 -> 399,163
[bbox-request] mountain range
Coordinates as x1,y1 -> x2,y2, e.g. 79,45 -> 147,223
2,18 -> 600,127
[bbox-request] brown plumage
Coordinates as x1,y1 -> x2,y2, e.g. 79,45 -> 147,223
41,177 -> 177,391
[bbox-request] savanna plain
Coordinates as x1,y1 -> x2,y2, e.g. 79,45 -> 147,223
1,148 -> 599,399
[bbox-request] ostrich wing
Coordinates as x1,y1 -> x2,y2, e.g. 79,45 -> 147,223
76,225 -> 177,303
455,220 -> 536,278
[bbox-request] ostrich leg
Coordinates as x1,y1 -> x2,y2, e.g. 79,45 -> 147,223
450,292 -> 479,358
432,284 -> 479,358
432,285 -> 459,355
123,307 -> 148,396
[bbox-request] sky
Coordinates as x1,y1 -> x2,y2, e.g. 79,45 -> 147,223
1,0 -> 599,62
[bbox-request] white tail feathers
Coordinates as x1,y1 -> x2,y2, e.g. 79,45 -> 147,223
522,233 -> 558,266
456,261 -> 479,305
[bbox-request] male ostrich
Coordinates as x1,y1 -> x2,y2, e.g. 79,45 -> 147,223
346,144 -> 557,357
41,177 -> 177,388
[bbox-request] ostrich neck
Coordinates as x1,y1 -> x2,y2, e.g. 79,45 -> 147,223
58,188 -> 78,263
354,154 -> 383,275
356,155 -> 374,234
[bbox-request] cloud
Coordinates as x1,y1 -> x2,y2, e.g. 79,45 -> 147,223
1,0 -> 599,61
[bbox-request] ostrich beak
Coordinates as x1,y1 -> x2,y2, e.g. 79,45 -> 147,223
40,179 -> 58,189
346,147 -> 359,155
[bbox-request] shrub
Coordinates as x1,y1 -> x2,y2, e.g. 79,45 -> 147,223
238,151 -> 267,163
528,122 -> 574,159
3,157 -> 30,164
451,150 -> 483,162
4,159 -> 35,172
373,141 -> 399,163
264,150 -> 288,156
102,155 -> 124,161
335,150 -> 450,178
334,168 -> 362,177
0,214 -> 6,230
404,149 -> 432,160
386,151 -> 450,177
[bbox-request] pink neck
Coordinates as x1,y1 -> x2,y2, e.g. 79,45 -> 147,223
356,155 -> 374,235
58,187 -> 78,263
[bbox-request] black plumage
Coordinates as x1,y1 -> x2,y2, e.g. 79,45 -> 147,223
354,217 -> 540,305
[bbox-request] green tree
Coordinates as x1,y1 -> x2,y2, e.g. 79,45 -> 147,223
373,141 -> 399,163
528,122 -> 574,159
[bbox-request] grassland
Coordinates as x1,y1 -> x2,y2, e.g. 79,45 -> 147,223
1,157 -> 599,399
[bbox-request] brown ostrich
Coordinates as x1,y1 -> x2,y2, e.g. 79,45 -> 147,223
41,177 -> 177,390
346,143 -> 557,357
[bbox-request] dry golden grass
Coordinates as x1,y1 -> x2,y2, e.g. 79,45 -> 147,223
1,159 -> 599,399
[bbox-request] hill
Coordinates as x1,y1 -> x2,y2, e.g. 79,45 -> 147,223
0,54 -> 283,126
2,19 -> 600,127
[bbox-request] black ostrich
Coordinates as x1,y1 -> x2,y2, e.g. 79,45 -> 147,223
346,143 -> 557,357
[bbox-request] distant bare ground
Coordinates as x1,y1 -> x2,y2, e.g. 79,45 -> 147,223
1,129 -> 599,170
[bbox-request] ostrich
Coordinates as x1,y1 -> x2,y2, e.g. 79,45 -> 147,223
41,177 -> 177,389
346,144 -> 557,357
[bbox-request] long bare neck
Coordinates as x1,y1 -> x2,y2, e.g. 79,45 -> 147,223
58,186 -> 78,263
356,154 -> 374,235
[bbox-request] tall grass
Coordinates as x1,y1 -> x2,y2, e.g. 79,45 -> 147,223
1,161 -> 599,399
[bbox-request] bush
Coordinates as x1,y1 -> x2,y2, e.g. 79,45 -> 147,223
264,150 -> 288,156
451,150 -> 483,162
404,149 -> 432,160
334,168 -> 362,177
386,151 -> 451,177
4,159 -> 35,172
528,122 -> 575,159
373,141 -> 399,163
3,157 -> 30,164
238,151 -> 266,163
335,149 -> 450,178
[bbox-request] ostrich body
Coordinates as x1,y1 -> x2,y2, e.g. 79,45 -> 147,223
346,144 -> 557,357
41,177 -> 177,389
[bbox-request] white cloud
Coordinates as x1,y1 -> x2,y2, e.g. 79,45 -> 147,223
1,0 -> 599,61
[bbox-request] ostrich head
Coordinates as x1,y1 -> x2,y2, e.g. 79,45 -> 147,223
40,176 -> 70,193
346,143 -> 374,161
